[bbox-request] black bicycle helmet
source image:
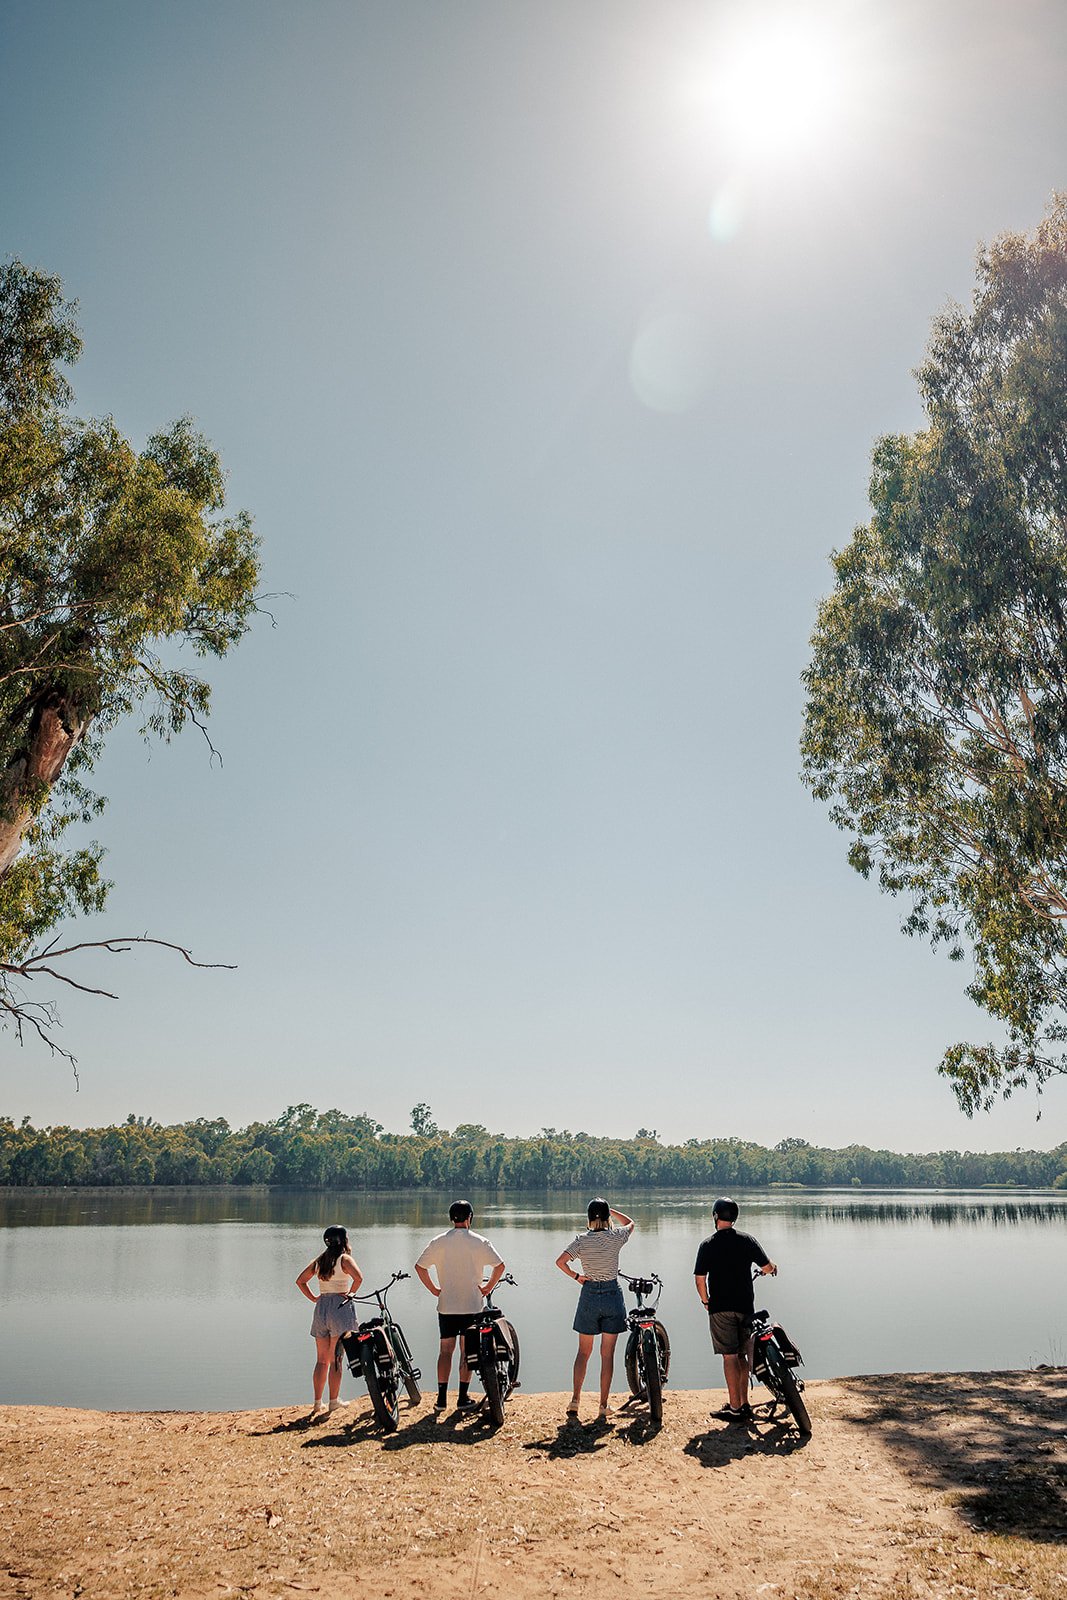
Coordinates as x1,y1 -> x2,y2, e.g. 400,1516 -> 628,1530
587,1197 -> 610,1224
712,1197 -> 739,1223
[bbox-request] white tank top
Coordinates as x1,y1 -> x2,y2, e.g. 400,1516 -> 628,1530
318,1264 -> 353,1294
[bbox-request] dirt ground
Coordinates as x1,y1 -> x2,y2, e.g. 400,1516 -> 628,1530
1,1370 -> 1064,1600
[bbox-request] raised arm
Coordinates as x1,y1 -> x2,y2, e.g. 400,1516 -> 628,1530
609,1206 -> 634,1230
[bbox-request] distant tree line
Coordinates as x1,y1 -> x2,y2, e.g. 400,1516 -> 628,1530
1,1104 -> 1065,1190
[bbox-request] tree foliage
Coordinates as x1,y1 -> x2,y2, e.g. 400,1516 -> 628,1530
802,196 -> 1067,1115
409,1102 -> 439,1137
1,1104 -> 1063,1189
0,259 -> 260,1051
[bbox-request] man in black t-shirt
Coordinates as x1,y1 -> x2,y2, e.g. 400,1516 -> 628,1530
693,1196 -> 777,1422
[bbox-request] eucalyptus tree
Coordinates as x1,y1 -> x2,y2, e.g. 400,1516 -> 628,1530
802,196 -> 1067,1115
0,259 -> 260,1057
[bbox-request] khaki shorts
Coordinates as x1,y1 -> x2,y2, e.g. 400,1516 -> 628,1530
708,1310 -> 753,1356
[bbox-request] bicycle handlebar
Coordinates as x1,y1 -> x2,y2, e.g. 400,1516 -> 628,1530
345,1270 -> 410,1304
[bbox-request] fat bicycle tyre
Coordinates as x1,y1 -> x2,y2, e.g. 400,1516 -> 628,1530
653,1320 -> 671,1381
640,1326 -> 663,1422
502,1318 -> 520,1386
480,1332 -> 506,1427
390,1323 -> 423,1405
625,1323 -> 669,1399
363,1338 -> 400,1432
764,1340 -> 811,1435
402,1369 -> 422,1406
624,1329 -> 642,1398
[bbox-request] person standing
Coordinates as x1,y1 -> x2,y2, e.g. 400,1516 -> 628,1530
555,1198 -> 634,1422
415,1200 -> 505,1412
693,1196 -> 777,1423
295,1225 -> 363,1416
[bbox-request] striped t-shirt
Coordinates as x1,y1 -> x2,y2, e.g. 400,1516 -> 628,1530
562,1225 -> 632,1281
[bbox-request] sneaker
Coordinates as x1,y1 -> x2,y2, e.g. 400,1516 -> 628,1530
455,1396 -> 478,1412
328,1399 -> 349,1412
433,1396 -> 449,1412
712,1404 -> 747,1422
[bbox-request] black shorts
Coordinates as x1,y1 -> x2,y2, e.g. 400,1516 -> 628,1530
708,1309 -> 753,1355
438,1312 -> 478,1339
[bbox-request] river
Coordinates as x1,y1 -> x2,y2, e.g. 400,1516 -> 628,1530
1,1187 -> 1063,1408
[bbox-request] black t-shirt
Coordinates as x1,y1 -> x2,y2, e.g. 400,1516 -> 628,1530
693,1227 -> 769,1314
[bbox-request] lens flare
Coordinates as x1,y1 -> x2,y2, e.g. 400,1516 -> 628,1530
630,311 -> 714,414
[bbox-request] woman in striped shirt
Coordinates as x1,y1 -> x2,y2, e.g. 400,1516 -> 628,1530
555,1198 -> 635,1421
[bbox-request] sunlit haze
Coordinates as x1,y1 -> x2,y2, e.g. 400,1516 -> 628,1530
2,0 -> 1066,1153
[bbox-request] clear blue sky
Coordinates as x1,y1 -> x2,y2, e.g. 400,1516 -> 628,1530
2,0 -> 1065,1151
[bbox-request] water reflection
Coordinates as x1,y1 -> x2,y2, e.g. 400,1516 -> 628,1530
1,1187 -> 1063,1230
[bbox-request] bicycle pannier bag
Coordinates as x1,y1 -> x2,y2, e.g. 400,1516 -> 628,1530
772,1322 -> 803,1366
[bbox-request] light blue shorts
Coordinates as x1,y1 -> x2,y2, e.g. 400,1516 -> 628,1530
573,1279 -> 627,1336
310,1293 -> 360,1339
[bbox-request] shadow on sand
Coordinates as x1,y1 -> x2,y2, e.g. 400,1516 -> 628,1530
835,1369 -> 1067,1542
683,1399 -> 810,1469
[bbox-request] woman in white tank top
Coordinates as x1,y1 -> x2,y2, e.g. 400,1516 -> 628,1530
296,1225 -> 363,1415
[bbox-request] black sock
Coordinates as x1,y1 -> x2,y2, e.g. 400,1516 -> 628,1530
458,1382 -> 470,1403
437,1383 -> 448,1405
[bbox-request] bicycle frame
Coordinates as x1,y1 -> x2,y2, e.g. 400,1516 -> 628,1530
342,1271 -> 407,1364
621,1272 -> 670,1419
463,1272 -> 519,1373
339,1271 -> 422,1429
463,1272 -> 520,1424
748,1270 -> 811,1434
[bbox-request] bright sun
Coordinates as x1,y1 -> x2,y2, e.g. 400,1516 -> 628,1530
707,8 -> 853,163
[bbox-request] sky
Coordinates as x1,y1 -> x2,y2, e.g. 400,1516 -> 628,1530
1,0 -> 1066,1153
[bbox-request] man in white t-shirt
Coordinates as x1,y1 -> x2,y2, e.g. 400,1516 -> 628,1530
415,1200 -> 505,1411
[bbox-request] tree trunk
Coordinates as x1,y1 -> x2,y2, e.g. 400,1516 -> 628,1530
0,691 -> 88,877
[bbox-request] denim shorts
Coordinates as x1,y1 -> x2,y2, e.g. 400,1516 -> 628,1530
572,1279 -> 627,1336
310,1293 -> 360,1339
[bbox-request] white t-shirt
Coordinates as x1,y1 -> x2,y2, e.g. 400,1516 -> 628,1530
415,1227 -> 504,1315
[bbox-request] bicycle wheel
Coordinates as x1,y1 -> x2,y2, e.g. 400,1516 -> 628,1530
390,1322 -> 423,1405
502,1319 -> 520,1386
363,1336 -> 400,1432
763,1341 -> 811,1435
481,1332 -> 505,1426
624,1328 -> 642,1397
653,1321 -> 670,1383
641,1326 -> 663,1422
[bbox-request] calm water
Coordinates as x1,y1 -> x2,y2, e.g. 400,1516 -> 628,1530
1,1188 -> 1064,1409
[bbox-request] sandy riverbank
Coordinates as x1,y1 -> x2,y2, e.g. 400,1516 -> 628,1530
1,1371 -> 1064,1600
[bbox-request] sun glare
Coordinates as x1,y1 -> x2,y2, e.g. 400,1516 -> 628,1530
693,5 -> 861,167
